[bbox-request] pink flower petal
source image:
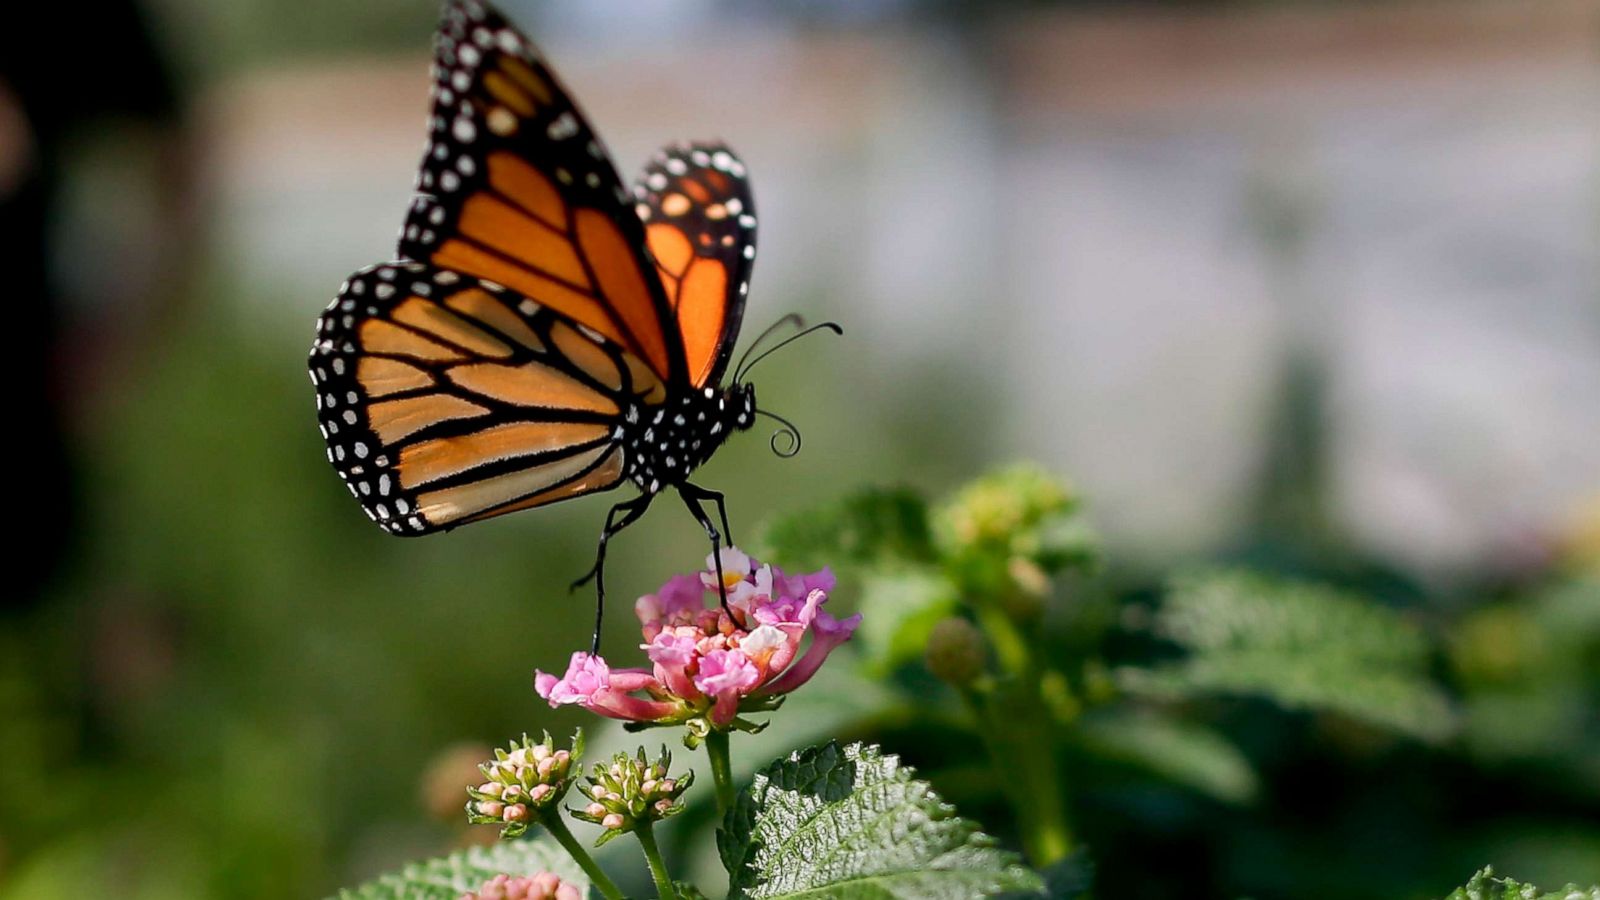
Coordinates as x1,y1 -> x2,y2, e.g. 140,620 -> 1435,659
694,648 -> 762,696
646,631 -> 698,668
760,611 -> 862,696
535,652 -> 609,706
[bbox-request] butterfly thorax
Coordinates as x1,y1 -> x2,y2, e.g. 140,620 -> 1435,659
621,384 -> 755,494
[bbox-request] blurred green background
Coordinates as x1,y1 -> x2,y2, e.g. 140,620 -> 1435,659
3,0 -> 1598,897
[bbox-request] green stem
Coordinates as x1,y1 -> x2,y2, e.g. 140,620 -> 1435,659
969,600 -> 1073,867
974,603 -> 1031,678
705,730 -> 736,815
634,820 -> 679,900
538,811 -> 624,900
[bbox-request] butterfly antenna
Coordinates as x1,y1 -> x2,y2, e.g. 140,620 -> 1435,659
734,321 -> 843,382
754,408 -> 804,458
732,313 -> 805,382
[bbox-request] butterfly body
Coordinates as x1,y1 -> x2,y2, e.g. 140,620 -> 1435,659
620,385 -> 755,496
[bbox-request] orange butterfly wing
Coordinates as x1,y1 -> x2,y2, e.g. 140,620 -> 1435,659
634,143 -> 757,388
309,262 -> 665,534
397,0 -> 688,387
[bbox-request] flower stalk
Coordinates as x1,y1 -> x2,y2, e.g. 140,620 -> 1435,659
537,812 -> 624,900
704,729 -> 736,815
634,820 -> 678,900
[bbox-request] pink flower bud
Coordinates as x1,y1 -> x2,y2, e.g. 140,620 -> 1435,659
601,813 -> 625,830
501,784 -> 525,801
654,799 -> 673,813
476,800 -> 504,817
477,782 -> 503,798
529,784 -> 553,803
537,757 -> 557,778
502,803 -> 529,823
531,743 -> 551,762
659,778 -> 675,793
586,802 -> 606,817
640,779 -> 657,795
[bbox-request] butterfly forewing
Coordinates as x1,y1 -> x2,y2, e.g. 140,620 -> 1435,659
635,142 -> 757,388
311,0 -> 771,541
308,261 -> 660,534
398,0 -> 688,387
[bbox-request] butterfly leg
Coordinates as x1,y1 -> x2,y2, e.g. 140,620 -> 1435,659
572,493 -> 654,655
681,482 -> 733,546
678,485 -> 736,618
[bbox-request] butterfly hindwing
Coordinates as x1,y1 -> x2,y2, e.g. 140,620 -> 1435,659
398,0 -> 688,387
308,261 -> 668,534
634,142 -> 757,388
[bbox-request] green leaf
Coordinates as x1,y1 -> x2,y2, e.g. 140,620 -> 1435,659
752,487 -> 936,571
1445,865 -> 1600,899
1117,568 -> 1455,742
1074,709 -> 1259,805
719,741 -> 1042,899
855,569 -> 962,675
330,840 -> 588,900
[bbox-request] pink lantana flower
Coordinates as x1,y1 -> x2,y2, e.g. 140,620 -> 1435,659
534,548 -> 860,737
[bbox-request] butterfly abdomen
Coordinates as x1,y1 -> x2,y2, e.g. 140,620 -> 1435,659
622,385 -> 754,494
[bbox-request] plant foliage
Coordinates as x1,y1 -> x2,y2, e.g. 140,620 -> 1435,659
718,741 -> 1043,898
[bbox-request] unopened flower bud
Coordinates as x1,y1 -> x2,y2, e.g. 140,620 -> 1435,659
925,617 -> 988,687
572,746 -> 693,843
460,870 -> 582,900
421,742 -> 495,823
1009,556 -> 1050,599
467,730 -> 584,838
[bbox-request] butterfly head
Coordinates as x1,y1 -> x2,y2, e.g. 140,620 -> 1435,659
728,383 -> 757,433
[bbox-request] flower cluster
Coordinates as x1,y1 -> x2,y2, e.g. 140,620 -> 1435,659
458,872 -> 581,900
535,548 -> 860,735
570,747 -> 691,845
466,732 -> 580,838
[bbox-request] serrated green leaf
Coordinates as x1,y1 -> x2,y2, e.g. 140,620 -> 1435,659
752,488 -> 936,571
719,741 -> 1042,899
330,840 -> 587,900
1074,709 -> 1258,805
1155,569 -> 1429,662
1445,865 -> 1600,899
1117,568 -> 1456,742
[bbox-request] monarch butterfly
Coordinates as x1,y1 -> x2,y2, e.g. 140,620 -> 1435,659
307,0 -> 837,649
